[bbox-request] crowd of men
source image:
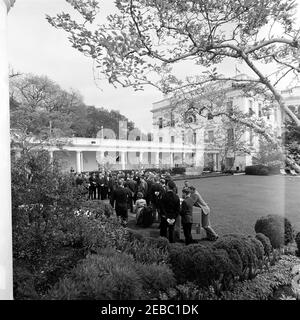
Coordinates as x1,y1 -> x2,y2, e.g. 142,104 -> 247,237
73,170 -> 218,244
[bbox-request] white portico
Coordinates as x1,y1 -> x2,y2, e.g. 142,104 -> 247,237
0,0 -> 16,300
47,136 -> 209,173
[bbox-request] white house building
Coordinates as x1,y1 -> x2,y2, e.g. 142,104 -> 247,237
151,76 -> 285,172
13,81 -> 298,174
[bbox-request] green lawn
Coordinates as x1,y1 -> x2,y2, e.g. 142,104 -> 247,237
175,175 -> 300,236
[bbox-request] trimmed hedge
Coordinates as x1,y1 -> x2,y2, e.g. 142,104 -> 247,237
245,165 -> 270,175
168,244 -> 236,290
213,234 -> 264,280
171,167 -> 186,175
168,234 -> 270,294
245,164 -> 281,176
254,215 -> 294,248
255,233 -> 273,256
295,232 -> 300,257
161,255 -> 300,300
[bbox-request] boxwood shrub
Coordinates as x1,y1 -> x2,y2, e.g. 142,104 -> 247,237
213,234 -> 264,280
168,244 -> 236,290
255,233 -> 273,256
254,215 -> 294,248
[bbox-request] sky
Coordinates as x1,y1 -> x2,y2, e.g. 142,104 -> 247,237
7,0 -> 300,133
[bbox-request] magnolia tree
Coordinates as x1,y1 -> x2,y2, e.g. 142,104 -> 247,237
47,0 -> 300,171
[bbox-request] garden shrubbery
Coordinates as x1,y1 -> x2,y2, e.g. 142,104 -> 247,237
12,149 -> 128,299
245,165 -> 270,175
122,232 -> 170,264
46,249 -> 176,300
167,234 -> 270,294
295,232 -> 300,257
78,200 -> 113,218
171,167 -> 186,175
255,233 -> 273,256
168,244 -> 236,292
254,214 -> 294,248
161,255 -> 300,300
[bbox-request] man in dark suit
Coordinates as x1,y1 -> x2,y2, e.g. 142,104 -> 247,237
180,188 -> 194,245
96,173 -> 102,200
88,172 -> 97,200
125,176 -> 136,213
150,176 -> 165,222
111,179 -> 129,225
108,174 -> 116,207
159,180 -> 180,243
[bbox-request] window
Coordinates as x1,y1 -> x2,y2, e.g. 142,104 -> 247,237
170,111 -> 175,127
159,137 -> 163,143
249,129 -> 254,146
208,130 -> 214,143
227,128 -> 234,146
226,101 -> 233,115
248,100 -> 255,116
193,132 -> 197,144
171,136 -> 175,143
158,117 -> 163,129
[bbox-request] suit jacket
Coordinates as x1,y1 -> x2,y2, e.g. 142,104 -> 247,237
191,191 -> 210,215
112,187 -> 128,208
150,182 -> 164,204
126,179 -> 137,194
107,177 -> 115,192
89,177 -> 97,188
160,190 -> 180,220
180,196 -> 194,224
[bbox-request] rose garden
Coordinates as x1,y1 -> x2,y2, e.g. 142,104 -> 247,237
12,149 -> 300,300
3,0 -> 300,301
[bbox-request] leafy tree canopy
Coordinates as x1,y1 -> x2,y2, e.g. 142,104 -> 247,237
10,73 -> 136,140
47,0 -> 300,127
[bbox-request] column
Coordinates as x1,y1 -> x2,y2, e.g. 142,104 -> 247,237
139,151 -> 143,168
0,0 -> 16,300
155,152 -> 159,168
76,151 -> 82,173
121,151 -> 126,170
80,151 -> 84,172
170,152 -> 174,168
182,152 -> 186,165
213,153 -> 217,172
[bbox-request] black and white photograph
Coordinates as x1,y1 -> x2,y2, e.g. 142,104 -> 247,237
1,0 -> 300,306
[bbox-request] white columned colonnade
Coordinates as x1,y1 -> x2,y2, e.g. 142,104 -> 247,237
0,0 -> 15,300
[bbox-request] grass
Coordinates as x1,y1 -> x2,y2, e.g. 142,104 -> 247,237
175,175 -> 300,236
